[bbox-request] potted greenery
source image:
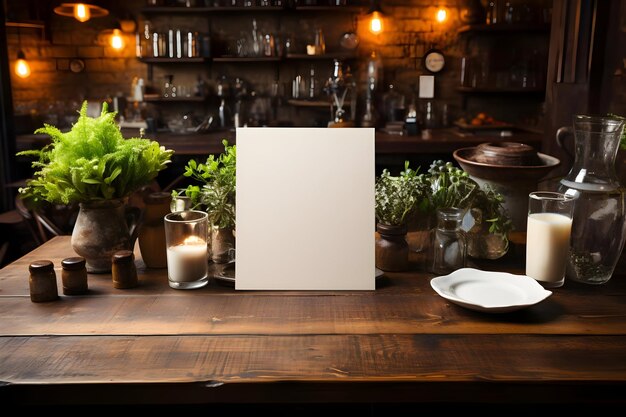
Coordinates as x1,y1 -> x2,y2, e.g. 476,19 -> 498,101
173,140 -> 236,263
18,102 -> 173,272
407,160 -> 479,253
467,186 -> 513,259
375,162 -> 429,271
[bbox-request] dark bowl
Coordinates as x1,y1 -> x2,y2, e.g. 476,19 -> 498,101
453,147 -> 560,182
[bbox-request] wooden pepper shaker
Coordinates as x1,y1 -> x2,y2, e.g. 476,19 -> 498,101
29,260 -> 59,302
112,250 -> 138,289
61,257 -> 88,295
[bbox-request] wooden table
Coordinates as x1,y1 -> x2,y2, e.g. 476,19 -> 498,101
1,236 -> 625,407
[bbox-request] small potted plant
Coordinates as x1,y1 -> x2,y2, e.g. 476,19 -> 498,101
18,102 -> 173,272
408,160 -> 479,253
375,162 -> 429,271
467,186 -> 513,259
174,140 -> 236,263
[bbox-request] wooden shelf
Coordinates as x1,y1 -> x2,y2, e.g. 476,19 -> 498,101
213,56 -> 282,62
285,53 -> 357,60
292,5 -> 364,12
144,96 -> 207,103
287,99 -> 332,108
141,6 -> 284,13
138,57 -> 207,63
456,86 -> 546,94
458,23 -> 551,34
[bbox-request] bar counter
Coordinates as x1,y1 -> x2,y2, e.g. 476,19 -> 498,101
0,236 -> 625,406
16,128 -> 544,156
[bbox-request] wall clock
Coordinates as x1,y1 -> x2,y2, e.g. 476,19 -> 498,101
423,49 -> 445,73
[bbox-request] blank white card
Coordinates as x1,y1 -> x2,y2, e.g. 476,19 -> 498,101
236,128 -> 375,290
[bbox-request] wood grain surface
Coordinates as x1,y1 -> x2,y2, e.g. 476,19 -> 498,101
1,236 -> 625,405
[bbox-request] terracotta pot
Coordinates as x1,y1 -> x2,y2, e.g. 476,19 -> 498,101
71,199 -> 138,273
375,223 -> 409,272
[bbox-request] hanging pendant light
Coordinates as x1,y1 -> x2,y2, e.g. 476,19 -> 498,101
436,7 -> 448,23
54,3 -> 109,23
367,1 -> 384,35
110,28 -> 125,50
15,50 -> 31,78
13,27 -> 31,79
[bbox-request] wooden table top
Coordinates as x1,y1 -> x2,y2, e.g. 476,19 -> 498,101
1,236 -> 625,406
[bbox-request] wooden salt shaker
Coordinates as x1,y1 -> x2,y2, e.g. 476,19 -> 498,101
29,260 -> 59,302
61,256 -> 88,295
112,250 -> 138,289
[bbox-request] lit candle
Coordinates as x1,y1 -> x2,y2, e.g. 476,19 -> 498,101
166,236 -> 208,284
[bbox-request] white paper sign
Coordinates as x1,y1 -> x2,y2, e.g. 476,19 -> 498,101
236,127 -> 375,290
419,75 -> 435,98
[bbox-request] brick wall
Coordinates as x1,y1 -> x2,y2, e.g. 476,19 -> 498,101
6,0 -> 145,130
5,0 -> 553,130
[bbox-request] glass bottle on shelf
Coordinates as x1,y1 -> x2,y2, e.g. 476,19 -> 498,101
308,66 -> 316,99
163,75 -> 177,98
382,84 -> 405,123
140,21 -> 153,58
431,208 -> 467,275
314,28 -> 325,55
486,1 -> 499,24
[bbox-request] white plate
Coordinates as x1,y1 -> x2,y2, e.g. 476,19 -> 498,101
430,268 -> 552,313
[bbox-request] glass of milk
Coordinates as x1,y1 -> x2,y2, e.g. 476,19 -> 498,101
164,210 -> 209,290
526,192 -> 576,288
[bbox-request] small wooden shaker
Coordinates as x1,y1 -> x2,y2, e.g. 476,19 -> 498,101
61,257 -> 88,295
112,250 -> 138,289
29,260 -> 59,302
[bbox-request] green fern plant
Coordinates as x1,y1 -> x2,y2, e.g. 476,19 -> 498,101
18,101 -> 173,205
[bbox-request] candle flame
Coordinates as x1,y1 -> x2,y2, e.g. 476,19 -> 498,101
183,236 -> 206,246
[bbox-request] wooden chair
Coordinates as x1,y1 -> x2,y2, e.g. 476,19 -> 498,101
14,197 -> 74,246
0,209 -> 25,265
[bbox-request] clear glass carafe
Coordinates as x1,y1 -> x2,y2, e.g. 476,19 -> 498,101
558,115 -> 626,284
431,208 -> 467,274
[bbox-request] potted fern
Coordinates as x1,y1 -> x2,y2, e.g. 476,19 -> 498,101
375,162 -> 429,271
18,102 -> 173,272
173,140 -> 236,263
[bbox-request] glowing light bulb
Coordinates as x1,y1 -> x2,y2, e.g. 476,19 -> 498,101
436,8 -> 447,23
74,4 -> 91,22
370,11 -> 383,35
110,29 -> 125,50
15,58 -> 31,78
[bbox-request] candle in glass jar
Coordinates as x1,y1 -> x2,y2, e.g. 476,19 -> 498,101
166,236 -> 208,283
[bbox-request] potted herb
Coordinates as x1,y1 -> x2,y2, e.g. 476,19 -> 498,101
375,162 -> 429,271
407,160 -> 479,253
405,160 -> 513,261
174,140 -> 236,263
466,186 -> 513,259
18,102 -> 173,272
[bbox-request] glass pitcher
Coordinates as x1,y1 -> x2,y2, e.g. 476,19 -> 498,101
557,115 -> 626,284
